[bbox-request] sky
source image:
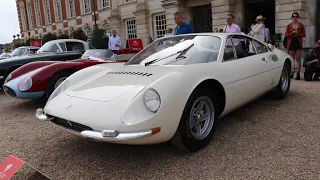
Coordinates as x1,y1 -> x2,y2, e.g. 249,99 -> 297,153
0,0 -> 20,44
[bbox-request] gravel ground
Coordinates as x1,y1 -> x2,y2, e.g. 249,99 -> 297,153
0,79 -> 320,180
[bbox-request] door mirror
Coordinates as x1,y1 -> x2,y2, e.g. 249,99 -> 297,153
268,43 -> 274,51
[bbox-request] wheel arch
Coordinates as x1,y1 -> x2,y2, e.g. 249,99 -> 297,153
284,58 -> 292,73
194,79 -> 226,117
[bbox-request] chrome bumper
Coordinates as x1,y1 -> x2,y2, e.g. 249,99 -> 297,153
36,108 -> 160,142
36,108 -> 54,121
80,129 -> 153,142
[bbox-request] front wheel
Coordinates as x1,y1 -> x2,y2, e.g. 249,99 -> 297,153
45,71 -> 74,99
268,63 -> 291,99
171,85 -> 218,152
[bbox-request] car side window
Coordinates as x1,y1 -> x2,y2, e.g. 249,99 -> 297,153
66,42 -> 85,51
51,44 -> 61,52
253,40 -> 268,54
59,42 -> 67,51
230,35 -> 257,59
223,37 -> 236,61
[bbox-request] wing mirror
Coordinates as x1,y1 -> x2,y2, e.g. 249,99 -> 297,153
268,43 -> 274,51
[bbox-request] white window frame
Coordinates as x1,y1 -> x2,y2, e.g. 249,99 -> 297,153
44,0 -> 51,24
83,0 -> 91,14
55,0 -> 63,22
34,0 -> 42,27
153,13 -> 167,39
26,3 -> 34,29
101,0 -> 110,9
68,0 -> 76,18
125,19 -> 137,39
20,5 -> 28,31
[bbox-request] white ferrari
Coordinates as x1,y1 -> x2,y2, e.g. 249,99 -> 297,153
36,33 -> 294,152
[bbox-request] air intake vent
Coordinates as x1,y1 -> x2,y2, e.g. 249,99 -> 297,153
107,72 -> 153,77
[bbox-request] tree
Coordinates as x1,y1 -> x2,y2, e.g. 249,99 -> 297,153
13,35 -> 16,40
58,34 -> 69,39
16,34 -> 20,39
71,29 -> 87,41
89,28 -> 109,49
42,33 -> 58,44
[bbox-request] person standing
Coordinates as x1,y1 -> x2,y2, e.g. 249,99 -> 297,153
108,30 -> 122,54
223,14 -> 241,33
173,12 -> 194,35
285,12 -> 306,80
164,28 -> 174,37
248,15 -> 269,43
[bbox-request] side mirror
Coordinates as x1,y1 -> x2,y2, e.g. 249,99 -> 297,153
268,43 -> 274,51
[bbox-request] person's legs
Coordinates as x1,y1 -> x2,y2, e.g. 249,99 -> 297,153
288,50 -> 296,78
304,63 -> 317,81
295,50 -> 302,80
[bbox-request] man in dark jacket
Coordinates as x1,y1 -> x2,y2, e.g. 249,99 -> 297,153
303,46 -> 320,81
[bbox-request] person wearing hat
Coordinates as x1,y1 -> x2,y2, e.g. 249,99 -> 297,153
303,45 -> 320,81
248,15 -> 270,43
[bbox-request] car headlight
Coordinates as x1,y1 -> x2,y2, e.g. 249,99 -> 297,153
4,73 -> 12,83
47,80 -> 70,101
18,77 -> 32,91
144,89 -> 161,112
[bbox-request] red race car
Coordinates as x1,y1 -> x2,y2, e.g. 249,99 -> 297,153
2,49 -> 139,100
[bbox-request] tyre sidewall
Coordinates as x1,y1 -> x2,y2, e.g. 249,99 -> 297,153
46,71 -> 74,98
178,85 -> 218,152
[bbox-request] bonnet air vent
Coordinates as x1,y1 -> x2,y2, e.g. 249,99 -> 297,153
107,72 -> 153,77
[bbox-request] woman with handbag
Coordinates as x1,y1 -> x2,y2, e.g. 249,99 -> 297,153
285,12 -> 306,80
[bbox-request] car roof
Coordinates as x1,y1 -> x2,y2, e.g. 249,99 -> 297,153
18,46 -> 40,49
49,39 -> 87,44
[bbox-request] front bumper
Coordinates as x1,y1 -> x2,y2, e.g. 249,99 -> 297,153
36,108 -> 160,143
2,85 -> 44,99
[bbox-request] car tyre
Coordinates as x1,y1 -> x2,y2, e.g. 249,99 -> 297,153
171,85 -> 218,152
268,62 -> 291,99
45,71 -> 74,99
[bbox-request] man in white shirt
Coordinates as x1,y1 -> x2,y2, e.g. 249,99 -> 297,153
108,30 -> 122,54
164,28 -> 174,38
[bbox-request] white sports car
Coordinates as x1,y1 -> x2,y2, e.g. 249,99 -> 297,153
36,33 -> 294,152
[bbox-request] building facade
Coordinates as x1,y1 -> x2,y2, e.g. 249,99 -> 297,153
16,0 -> 318,49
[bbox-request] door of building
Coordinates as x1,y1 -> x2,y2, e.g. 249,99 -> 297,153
317,1 -> 320,41
192,5 -> 212,33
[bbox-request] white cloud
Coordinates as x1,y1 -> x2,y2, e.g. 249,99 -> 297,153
0,0 -> 20,44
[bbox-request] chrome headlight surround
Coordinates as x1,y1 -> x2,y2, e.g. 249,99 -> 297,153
47,79 -> 70,101
143,89 -> 161,112
4,73 -> 12,83
18,77 -> 32,91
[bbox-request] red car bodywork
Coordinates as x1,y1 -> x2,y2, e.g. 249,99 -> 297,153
6,49 -> 139,93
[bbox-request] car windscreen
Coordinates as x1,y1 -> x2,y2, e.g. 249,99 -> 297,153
125,35 -> 222,66
81,49 -> 115,60
10,48 -> 26,56
37,41 -> 61,53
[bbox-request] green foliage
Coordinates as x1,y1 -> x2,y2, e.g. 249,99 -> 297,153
58,34 -> 70,39
71,29 -> 88,41
89,28 -> 109,49
25,38 -> 35,46
42,33 -> 58,44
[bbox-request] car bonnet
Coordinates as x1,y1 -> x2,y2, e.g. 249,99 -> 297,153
65,65 -> 180,102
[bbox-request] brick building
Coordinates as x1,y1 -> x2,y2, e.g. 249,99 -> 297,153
16,0 -> 319,48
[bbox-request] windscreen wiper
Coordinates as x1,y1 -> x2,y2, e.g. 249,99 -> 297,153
144,43 -> 194,66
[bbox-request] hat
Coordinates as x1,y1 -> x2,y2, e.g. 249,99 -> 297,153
255,15 -> 265,21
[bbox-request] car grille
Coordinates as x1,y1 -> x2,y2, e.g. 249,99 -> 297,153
51,118 -> 93,133
2,86 -> 16,98
107,71 -> 153,77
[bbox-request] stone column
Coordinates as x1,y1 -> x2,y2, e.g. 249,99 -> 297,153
161,0 -> 190,30
211,0 -> 235,30
108,7 -> 124,46
276,0 -> 317,49
234,0 -> 244,29
133,2 -> 150,47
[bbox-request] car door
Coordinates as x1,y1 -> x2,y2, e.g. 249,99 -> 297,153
252,39 -> 282,89
221,35 -> 271,109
